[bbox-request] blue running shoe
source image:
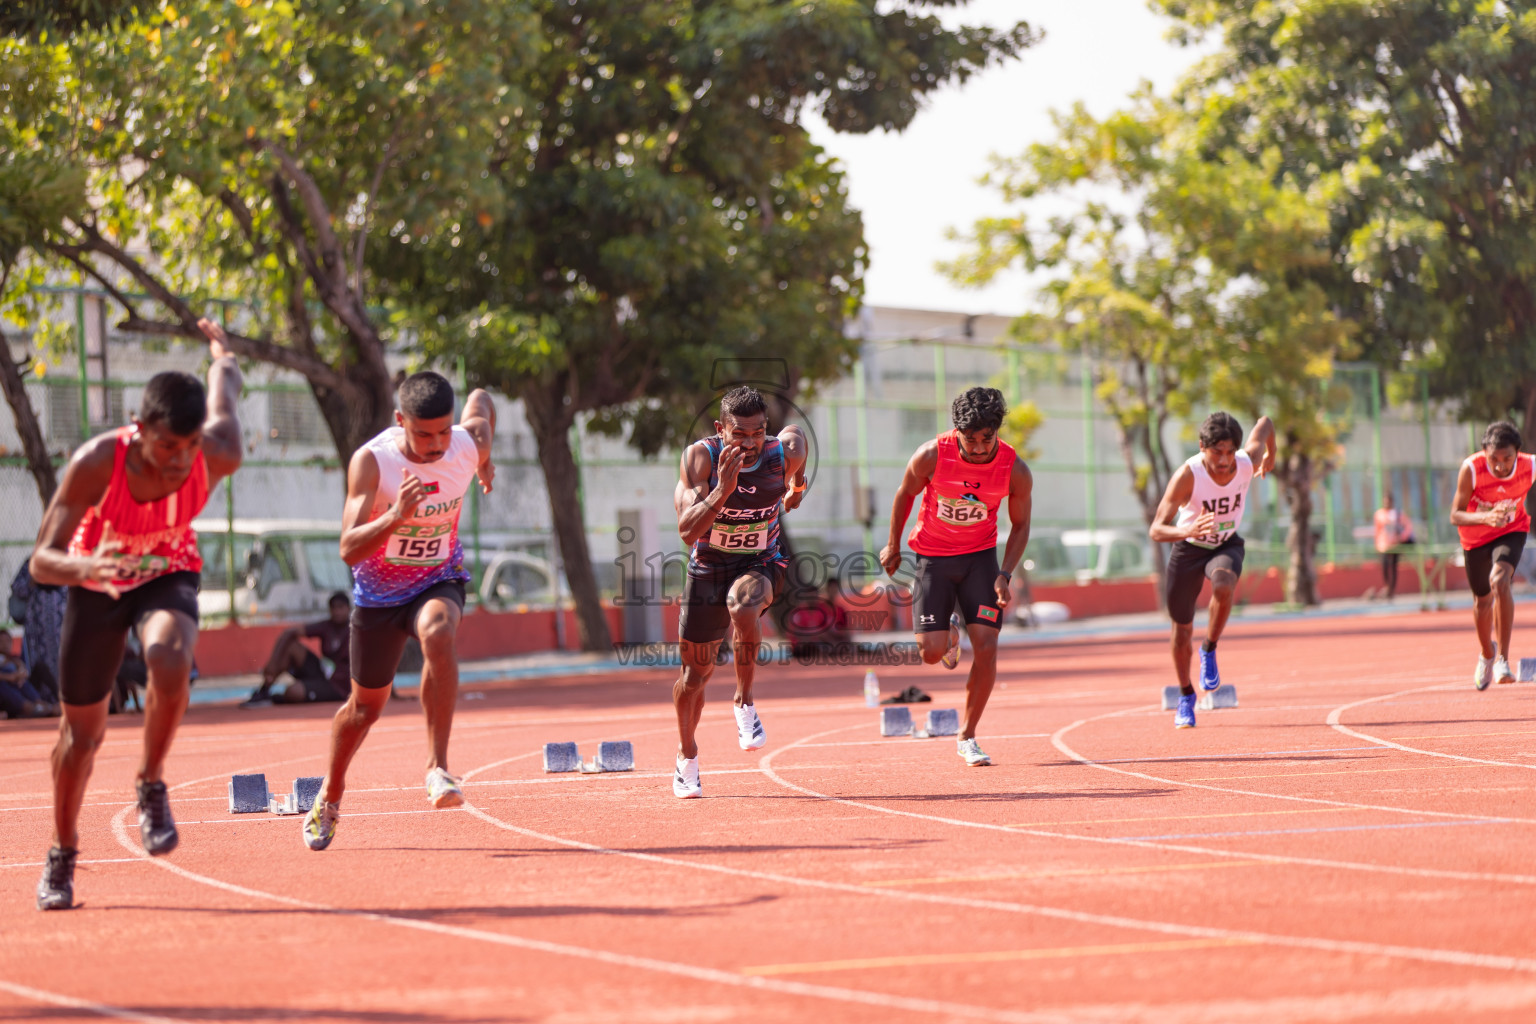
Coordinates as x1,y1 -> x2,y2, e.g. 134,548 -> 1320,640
1174,693 -> 1197,729
1198,647 -> 1221,692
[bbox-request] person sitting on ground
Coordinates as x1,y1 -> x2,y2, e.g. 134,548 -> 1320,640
0,627 -> 56,718
784,576 -> 852,657
243,592 -> 352,706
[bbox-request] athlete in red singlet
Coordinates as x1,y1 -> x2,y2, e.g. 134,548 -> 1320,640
1450,421 -> 1535,689
879,387 -> 1032,767
32,319 -> 243,911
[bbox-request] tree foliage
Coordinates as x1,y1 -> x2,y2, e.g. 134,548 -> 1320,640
951,90 -> 1352,603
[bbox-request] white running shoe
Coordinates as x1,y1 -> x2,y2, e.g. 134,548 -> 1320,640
673,754 -> 702,799
940,614 -> 963,670
1495,656 -> 1515,686
302,800 -> 339,851
734,703 -> 766,750
425,767 -> 464,809
957,738 -> 992,767
1475,655 -> 1494,691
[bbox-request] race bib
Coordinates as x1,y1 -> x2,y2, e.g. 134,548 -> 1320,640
386,522 -> 452,566
708,519 -> 771,553
113,553 -> 170,584
936,495 -> 989,526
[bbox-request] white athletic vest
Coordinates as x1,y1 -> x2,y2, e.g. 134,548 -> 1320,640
352,425 -> 480,607
1174,450 -> 1254,550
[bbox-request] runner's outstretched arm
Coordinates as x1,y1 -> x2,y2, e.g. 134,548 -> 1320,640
995,458 -> 1034,607
461,388 -> 496,494
1149,465 -> 1212,545
194,318 -> 244,485
780,425 -> 809,511
676,442 -> 740,546
1244,416 -> 1276,477
339,450 -> 425,566
878,442 -> 937,577
1450,463 -> 1509,529
29,438 -> 121,592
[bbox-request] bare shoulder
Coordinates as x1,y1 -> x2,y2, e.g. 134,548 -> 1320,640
346,446 -> 381,494
911,438 -> 939,472
680,440 -> 714,481
1012,454 -> 1032,487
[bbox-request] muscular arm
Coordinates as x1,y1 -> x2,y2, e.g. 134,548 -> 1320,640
1149,464 -> 1207,544
29,435 -> 118,588
999,458 -> 1033,577
195,318 -> 244,485
1244,416 -> 1277,478
1450,462 -> 1505,527
675,443 -> 731,547
338,449 -> 399,566
779,425 -> 809,511
461,388 -> 497,494
886,443 -> 937,552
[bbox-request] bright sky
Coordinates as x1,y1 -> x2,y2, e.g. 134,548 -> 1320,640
806,0 -> 1212,317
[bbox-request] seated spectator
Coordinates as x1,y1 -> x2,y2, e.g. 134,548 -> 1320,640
242,592 -> 352,707
784,577 -> 853,657
0,627 -> 56,719
9,561 -> 65,705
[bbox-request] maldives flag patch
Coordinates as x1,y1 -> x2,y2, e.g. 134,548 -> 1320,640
977,605 -> 999,622
421,482 -> 440,495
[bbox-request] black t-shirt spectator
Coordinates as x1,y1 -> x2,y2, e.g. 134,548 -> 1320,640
303,619 -> 350,682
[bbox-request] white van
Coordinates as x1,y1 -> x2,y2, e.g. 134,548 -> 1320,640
193,518 -> 353,624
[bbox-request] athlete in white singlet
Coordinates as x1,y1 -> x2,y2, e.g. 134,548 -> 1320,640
1149,411 -> 1275,729
303,372 -> 495,850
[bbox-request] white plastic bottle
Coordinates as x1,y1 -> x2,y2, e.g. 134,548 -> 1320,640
863,669 -> 880,707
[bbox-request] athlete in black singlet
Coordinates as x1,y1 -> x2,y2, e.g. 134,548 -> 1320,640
671,386 -> 808,798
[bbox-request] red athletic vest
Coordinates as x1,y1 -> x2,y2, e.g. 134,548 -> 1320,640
1458,450 -> 1536,550
68,426 -> 209,593
907,431 -> 1017,557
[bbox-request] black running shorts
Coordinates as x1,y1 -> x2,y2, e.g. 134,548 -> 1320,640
678,561 -> 787,645
1164,535 -> 1245,626
912,548 -> 1004,633
59,571 -> 200,706
350,580 -> 465,689
1463,531 -> 1526,598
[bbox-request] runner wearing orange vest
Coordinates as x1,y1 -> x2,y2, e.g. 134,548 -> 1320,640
1450,421 -> 1536,689
880,387 -> 1033,768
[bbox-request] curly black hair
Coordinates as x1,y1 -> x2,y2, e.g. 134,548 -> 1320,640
1198,412 -> 1244,450
1483,420 -> 1522,452
951,387 -> 1006,434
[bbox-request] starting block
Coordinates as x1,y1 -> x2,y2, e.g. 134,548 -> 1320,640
1162,685 -> 1239,711
228,774 -> 269,813
880,706 -> 914,737
268,793 -> 298,815
579,740 -> 635,773
913,708 -> 960,738
543,742 -> 581,773
291,777 -> 323,813
1518,658 -> 1536,683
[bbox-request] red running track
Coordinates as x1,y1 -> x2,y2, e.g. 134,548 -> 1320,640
4,608 -> 1536,1023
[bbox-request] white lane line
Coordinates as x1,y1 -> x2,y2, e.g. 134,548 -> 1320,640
103,755 -> 1066,1024
1327,683 -> 1536,769
0,857 -> 146,870
450,736 -> 1536,976
0,979 -> 194,1024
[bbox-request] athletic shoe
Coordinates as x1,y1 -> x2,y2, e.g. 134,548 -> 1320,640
734,703 -> 766,751
1475,656 -> 1494,691
957,738 -> 992,767
1198,647 -> 1221,692
673,754 -> 702,799
1175,693 -> 1197,729
36,846 -> 76,911
940,614 -> 963,670
425,767 -> 464,809
302,800 -> 340,851
136,779 -> 178,856
1495,656 -> 1516,686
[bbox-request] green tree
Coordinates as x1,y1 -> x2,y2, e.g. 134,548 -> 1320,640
952,93 -> 1351,603
1157,0 -> 1536,429
411,0 -> 1037,650
32,0 -> 537,460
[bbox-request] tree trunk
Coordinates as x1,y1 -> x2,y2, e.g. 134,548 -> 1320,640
1278,451 -> 1319,606
0,327 -> 57,504
309,350 -> 397,470
523,390 -> 613,652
